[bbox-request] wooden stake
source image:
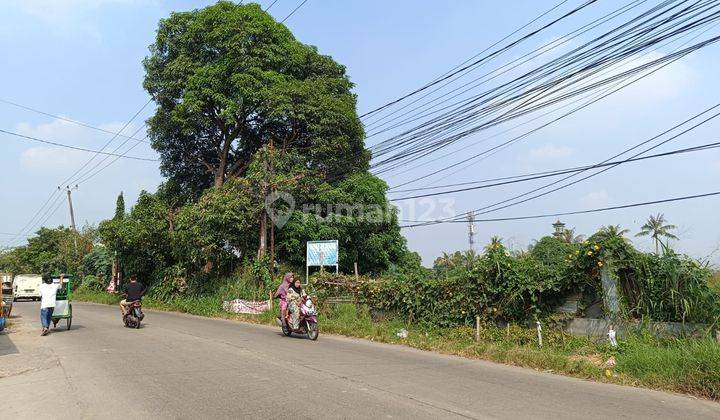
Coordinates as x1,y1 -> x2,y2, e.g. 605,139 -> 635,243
354,262 -> 359,281
536,321 -> 543,348
475,316 -> 480,342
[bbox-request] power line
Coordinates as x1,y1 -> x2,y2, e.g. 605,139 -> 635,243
422,102 -> 720,225
58,99 -> 153,187
4,101 -> 153,248
360,0 -> 599,119
73,124 -> 150,185
388,140 -> 720,200
0,98 -> 151,144
0,129 -> 156,161
280,0 -> 308,23
400,190 -> 720,228
368,2 -> 720,171
0,190 -> 61,247
383,48 -> 696,190
387,18 -> 720,190
363,0 -> 644,132
2,190 -> 65,247
266,0 -> 279,11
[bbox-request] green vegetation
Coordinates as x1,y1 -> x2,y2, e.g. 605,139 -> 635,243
3,0 -> 719,401
310,233 -> 719,327
0,226 -> 101,277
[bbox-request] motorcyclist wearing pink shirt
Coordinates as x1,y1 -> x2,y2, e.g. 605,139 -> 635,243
274,272 -> 294,326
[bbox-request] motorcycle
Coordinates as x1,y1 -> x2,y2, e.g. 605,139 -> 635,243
123,300 -> 145,329
277,296 -> 319,340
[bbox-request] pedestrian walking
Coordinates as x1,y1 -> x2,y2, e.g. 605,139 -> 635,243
39,273 -> 61,336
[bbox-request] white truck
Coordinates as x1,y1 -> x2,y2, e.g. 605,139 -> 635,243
13,274 -> 42,301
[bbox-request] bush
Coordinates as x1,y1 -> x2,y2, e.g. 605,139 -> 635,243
79,275 -> 106,292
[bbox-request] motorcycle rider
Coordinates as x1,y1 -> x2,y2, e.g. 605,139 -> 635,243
274,272 -> 294,325
286,277 -> 307,330
119,275 -> 145,317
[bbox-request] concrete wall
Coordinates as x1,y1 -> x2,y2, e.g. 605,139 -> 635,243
565,317 -> 711,339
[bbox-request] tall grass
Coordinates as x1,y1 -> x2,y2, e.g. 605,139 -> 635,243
617,334 -> 720,399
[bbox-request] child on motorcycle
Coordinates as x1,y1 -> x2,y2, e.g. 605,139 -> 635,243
286,277 -> 307,330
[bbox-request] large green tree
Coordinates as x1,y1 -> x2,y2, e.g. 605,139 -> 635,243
143,1 -> 368,198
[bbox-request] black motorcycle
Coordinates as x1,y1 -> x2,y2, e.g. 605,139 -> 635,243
123,300 -> 144,329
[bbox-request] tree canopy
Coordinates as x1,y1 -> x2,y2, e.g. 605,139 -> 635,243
144,1 -> 368,197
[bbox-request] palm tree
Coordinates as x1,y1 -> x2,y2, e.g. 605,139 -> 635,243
636,213 -> 678,254
594,225 -> 631,243
560,228 -> 585,244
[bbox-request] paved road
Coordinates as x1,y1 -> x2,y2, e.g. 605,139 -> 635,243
1,302 -> 718,419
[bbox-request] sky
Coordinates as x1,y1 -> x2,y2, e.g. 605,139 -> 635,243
1,0 -> 719,266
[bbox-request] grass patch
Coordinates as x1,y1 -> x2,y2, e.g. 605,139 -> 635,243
616,334 -> 720,399
73,290 -> 719,400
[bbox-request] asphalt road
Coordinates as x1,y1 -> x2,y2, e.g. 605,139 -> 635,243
1,301 -> 719,419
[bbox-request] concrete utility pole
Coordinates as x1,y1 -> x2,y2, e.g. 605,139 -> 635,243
63,185 -> 79,251
466,212 -> 475,252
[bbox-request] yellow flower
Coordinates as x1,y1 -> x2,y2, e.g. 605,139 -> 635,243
587,251 -> 593,256
461,310 -> 466,314
575,250 -> 580,255
598,261 -> 604,267
594,245 -> 600,251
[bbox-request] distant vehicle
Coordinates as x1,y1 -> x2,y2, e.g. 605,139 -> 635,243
13,274 -> 42,301
1,273 -> 13,317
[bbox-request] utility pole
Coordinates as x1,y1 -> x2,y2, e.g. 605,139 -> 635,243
466,212 -> 475,252
62,185 -> 79,251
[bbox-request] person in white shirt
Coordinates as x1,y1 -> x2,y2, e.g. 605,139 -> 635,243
39,273 -> 62,336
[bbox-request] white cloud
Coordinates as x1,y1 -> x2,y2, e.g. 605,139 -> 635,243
2,0 -> 151,40
522,143 -> 573,162
20,147 -> 87,171
580,189 -> 610,207
15,118 -> 143,173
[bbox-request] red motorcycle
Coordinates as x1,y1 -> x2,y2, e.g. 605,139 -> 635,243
277,296 -> 319,340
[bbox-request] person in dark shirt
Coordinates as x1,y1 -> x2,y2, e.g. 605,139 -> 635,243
119,275 -> 145,317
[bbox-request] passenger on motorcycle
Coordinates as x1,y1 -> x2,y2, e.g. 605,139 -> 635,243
286,277 -> 307,330
274,272 -> 294,325
119,275 -> 146,317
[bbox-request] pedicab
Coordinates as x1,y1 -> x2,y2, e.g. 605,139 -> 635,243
51,274 -> 73,330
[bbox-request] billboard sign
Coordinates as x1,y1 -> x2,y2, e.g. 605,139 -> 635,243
306,240 -> 339,281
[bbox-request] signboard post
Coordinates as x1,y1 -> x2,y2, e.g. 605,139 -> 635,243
306,240 -> 339,283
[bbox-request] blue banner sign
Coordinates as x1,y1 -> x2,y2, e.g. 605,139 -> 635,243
306,240 -> 338,266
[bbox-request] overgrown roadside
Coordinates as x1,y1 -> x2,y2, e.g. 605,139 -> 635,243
74,289 -> 719,401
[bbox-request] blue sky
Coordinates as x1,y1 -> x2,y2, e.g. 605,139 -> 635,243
1,1 -> 719,265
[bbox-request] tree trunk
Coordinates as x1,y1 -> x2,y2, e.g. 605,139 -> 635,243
214,134 -> 232,187
258,212 -> 267,258
214,165 -> 225,187
270,221 -> 275,269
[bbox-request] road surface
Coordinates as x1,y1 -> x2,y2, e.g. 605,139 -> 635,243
1,301 -> 718,419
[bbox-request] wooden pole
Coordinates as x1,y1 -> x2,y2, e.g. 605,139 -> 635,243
475,316 -> 480,342
536,321 -> 543,348
354,262 -> 359,281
